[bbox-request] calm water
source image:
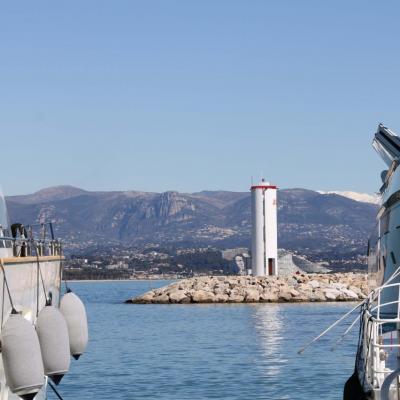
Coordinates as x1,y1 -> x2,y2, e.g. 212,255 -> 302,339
54,281 -> 358,400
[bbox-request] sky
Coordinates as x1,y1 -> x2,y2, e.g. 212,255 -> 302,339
1,1 -> 400,195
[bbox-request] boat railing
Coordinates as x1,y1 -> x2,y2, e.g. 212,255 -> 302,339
0,222 -> 62,258
362,282 -> 400,391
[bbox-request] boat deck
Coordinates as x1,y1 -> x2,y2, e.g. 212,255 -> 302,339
1,256 -> 65,265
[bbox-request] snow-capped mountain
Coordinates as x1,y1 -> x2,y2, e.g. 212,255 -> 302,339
318,191 -> 381,205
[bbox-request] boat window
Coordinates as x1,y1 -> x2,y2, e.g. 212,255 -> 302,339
385,190 -> 400,210
391,251 -> 397,265
381,213 -> 390,234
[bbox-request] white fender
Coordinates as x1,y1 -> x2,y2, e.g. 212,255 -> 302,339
1,313 -> 44,400
60,292 -> 88,359
36,306 -> 71,384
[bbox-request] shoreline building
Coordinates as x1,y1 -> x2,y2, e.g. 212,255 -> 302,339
251,179 -> 278,276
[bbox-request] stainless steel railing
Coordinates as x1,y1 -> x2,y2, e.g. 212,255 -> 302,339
0,222 -> 62,257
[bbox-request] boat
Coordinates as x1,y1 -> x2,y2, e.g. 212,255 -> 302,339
0,188 -> 88,400
343,124 -> 400,400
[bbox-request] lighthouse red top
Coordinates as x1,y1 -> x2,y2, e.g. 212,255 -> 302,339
251,185 -> 277,190
250,179 -> 277,190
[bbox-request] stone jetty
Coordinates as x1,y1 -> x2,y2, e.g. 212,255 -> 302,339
126,273 -> 368,304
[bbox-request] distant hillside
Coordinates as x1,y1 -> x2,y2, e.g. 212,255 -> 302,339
5,186 -> 379,262
8,185 -> 89,204
318,190 -> 380,205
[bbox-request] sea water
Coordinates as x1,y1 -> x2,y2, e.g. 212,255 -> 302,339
55,281 -> 357,400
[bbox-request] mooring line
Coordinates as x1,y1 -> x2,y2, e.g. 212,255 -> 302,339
298,265 -> 400,354
48,381 -> 65,400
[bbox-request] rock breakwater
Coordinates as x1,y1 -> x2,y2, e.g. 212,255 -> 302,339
126,273 -> 368,304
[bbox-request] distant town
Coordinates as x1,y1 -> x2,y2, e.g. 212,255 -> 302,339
64,244 -> 368,280
5,185 -> 374,280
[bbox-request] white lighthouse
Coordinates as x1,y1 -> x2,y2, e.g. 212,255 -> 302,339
251,179 -> 278,276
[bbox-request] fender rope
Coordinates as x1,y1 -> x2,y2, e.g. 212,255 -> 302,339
48,381 -> 65,400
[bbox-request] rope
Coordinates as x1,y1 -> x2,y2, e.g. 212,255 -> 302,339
330,313 -> 361,351
34,244 -> 48,305
297,300 -> 365,354
48,381 -> 65,400
1,276 -> 4,326
298,265 -> 400,354
330,298 -> 370,352
59,242 -> 70,294
0,261 -> 16,314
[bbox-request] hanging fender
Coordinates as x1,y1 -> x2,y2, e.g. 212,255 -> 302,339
36,305 -> 71,384
60,291 -> 88,359
1,313 -> 45,400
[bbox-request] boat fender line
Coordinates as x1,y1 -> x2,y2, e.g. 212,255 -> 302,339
60,292 -> 88,360
297,300 -> 365,354
0,261 -> 17,315
59,242 -> 70,294
331,302 -> 369,352
36,305 -> 70,385
48,380 -> 66,400
381,368 -> 400,400
1,313 -> 44,400
34,244 -> 51,309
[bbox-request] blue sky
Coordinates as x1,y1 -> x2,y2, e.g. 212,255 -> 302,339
1,1 -> 399,195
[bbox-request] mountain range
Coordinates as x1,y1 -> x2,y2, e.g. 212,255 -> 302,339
5,186 -> 379,262
317,190 -> 380,205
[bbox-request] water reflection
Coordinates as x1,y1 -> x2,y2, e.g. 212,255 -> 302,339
61,283 -> 357,400
252,304 -> 288,378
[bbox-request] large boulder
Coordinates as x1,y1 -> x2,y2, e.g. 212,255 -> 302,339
340,288 -> 359,300
309,290 -> 326,302
227,291 -> 245,303
260,291 -> 278,302
130,291 -> 155,303
214,293 -> 229,303
324,289 -> 342,301
308,280 -> 320,289
154,293 -> 170,304
278,289 -> 292,302
169,290 -> 190,304
244,289 -> 260,303
192,290 -> 215,303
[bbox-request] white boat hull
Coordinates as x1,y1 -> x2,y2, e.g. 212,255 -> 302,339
0,257 -> 62,400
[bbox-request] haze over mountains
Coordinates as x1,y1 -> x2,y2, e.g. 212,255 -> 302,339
5,185 -> 378,264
